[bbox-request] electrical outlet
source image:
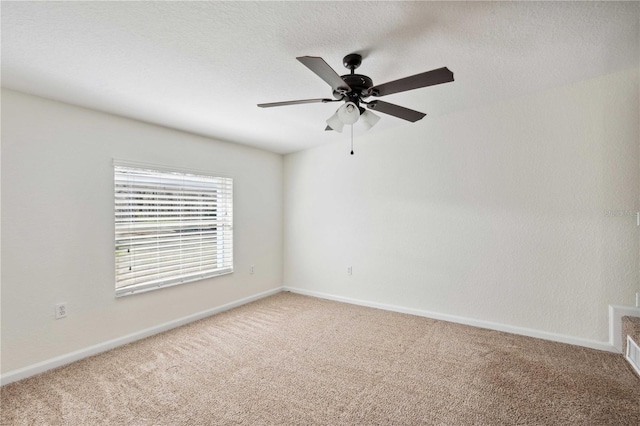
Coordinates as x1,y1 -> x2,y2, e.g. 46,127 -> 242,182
250,265 -> 255,275
55,303 -> 67,319
347,266 -> 352,275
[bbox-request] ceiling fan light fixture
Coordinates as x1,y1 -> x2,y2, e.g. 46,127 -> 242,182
326,111 -> 344,133
360,110 -> 381,130
337,101 -> 360,125
258,54 -> 454,141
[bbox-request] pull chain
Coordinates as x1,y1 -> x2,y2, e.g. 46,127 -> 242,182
350,124 -> 354,155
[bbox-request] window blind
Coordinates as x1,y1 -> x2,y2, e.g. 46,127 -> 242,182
114,164 -> 233,296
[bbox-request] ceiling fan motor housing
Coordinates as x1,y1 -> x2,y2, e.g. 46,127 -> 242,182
334,74 -> 373,101
331,53 -> 374,101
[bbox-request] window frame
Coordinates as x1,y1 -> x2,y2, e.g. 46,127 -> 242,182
113,160 -> 233,297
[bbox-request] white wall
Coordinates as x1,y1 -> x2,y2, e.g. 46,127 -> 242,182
2,65 -> 638,376
284,67 -> 639,345
1,89 -> 283,373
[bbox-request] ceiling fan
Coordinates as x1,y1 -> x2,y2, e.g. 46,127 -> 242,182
258,53 -> 454,132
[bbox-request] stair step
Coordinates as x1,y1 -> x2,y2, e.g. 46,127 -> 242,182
622,316 -> 640,377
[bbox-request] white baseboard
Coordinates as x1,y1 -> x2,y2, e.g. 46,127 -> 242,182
3,285 -> 624,386
284,286 -> 617,353
609,305 -> 640,352
625,336 -> 640,377
1,287 -> 283,386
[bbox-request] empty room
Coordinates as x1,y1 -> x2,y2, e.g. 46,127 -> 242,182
1,1 -> 639,424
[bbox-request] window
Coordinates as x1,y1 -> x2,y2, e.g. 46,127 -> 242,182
114,162 -> 233,296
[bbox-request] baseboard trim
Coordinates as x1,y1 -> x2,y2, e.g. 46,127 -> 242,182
284,286 -> 617,353
3,285 -> 621,386
609,305 -> 640,352
1,286 -> 283,386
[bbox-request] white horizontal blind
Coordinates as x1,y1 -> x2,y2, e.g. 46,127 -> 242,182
114,164 -> 233,296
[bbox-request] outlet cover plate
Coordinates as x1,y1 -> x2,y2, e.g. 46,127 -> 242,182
55,303 -> 67,319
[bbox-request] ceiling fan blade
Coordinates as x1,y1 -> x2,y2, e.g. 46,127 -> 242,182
370,67 -> 454,97
297,56 -> 351,94
366,100 -> 426,122
257,98 -> 337,108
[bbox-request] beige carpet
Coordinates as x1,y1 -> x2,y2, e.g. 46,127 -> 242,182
1,292 -> 639,425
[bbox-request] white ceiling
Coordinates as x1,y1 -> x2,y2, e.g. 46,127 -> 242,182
2,1 -> 639,154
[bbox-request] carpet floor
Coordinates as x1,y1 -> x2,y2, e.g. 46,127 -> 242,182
1,292 -> 639,425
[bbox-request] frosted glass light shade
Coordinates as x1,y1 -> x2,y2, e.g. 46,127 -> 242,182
326,111 -> 344,133
361,110 -> 381,130
337,102 -> 360,124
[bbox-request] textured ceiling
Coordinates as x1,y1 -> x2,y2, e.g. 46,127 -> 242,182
2,1 -> 639,154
